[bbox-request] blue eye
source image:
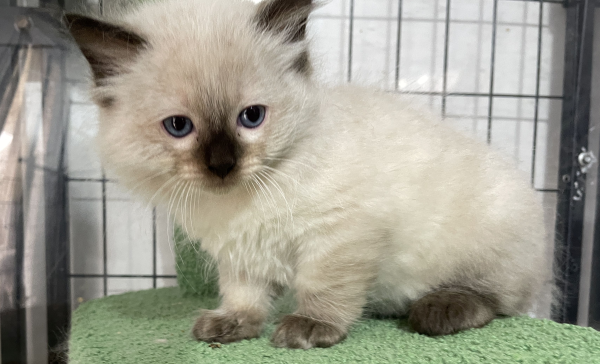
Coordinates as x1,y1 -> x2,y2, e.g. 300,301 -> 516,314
163,116 -> 193,137
238,105 -> 266,128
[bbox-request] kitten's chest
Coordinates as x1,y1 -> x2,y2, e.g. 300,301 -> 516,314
179,197 -> 296,283
203,220 -> 297,285
179,181 -> 342,284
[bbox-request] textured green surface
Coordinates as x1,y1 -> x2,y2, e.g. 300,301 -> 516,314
173,227 -> 218,298
71,228 -> 600,363
69,287 -> 600,364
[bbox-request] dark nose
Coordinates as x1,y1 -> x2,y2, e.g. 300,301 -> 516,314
205,132 -> 237,179
208,161 -> 235,179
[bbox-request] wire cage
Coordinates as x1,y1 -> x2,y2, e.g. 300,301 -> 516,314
0,0 -> 599,363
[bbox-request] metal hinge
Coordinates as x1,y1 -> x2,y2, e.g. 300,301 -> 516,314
569,148 -> 597,201
578,148 -> 597,174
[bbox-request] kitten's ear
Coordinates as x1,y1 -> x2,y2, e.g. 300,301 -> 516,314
255,0 -> 314,42
63,14 -> 147,85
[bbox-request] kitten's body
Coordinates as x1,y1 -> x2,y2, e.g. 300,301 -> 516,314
179,86 -> 545,315
66,0 -> 551,349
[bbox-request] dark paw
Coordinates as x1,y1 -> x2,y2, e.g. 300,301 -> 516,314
192,310 -> 263,344
408,287 -> 497,336
271,315 -> 346,349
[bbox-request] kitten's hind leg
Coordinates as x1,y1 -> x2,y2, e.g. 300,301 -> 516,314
408,286 -> 498,336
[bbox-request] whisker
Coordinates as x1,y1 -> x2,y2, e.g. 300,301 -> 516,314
145,174 -> 178,210
165,180 -> 192,290
259,170 -> 294,229
180,181 -> 193,240
249,176 -> 269,223
263,156 -> 322,175
126,170 -> 168,195
190,182 -> 201,255
255,173 -> 281,235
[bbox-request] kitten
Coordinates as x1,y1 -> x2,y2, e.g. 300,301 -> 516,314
65,0 -> 552,349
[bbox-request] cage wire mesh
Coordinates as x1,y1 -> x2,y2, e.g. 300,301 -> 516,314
0,0 -> 599,363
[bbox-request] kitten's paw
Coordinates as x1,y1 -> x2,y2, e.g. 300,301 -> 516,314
271,315 -> 346,349
192,310 -> 263,344
408,287 -> 497,336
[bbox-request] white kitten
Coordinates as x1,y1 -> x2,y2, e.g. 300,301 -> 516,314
66,0 -> 552,349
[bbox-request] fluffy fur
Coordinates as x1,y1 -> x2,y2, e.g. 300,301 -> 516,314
66,0 -> 552,349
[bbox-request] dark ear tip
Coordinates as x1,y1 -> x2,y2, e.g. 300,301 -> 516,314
62,13 -> 98,31
256,0 -> 317,43
62,13 -> 82,27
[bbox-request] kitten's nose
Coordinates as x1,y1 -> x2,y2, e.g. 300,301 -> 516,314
204,132 -> 238,179
208,161 -> 235,179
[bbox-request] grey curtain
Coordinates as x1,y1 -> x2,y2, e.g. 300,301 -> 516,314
0,8 -> 70,364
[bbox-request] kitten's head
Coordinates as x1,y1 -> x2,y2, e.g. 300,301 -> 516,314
65,0 -> 318,200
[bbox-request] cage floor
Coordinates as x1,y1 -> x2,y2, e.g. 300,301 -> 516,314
69,287 -> 600,364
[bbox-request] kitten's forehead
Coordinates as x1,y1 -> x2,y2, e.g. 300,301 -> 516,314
127,0 -> 259,65
174,53 -> 248,130
127,0 -> 263,119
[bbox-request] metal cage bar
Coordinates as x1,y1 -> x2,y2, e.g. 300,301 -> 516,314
441,0 -> 452,117
347,0 -> 355,83
531,0 -> 545,186
592,183 -> 600,328
554,0 -> 596,324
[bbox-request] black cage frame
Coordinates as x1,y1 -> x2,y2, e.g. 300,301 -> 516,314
0,0 -> 599,363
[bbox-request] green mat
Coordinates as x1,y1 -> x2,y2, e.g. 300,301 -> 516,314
69,231 -> 600,363
69,287 -> 600,364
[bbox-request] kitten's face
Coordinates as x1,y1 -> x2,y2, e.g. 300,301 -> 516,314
66,0 -> 316,198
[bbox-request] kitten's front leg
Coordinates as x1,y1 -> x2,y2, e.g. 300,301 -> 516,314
272,239 -> 379,349
193,270 -> 272,344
